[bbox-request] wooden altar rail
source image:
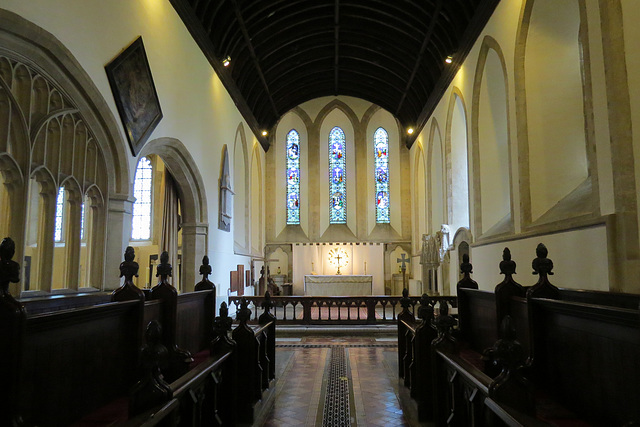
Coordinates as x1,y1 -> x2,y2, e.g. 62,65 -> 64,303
228,294 -> 458,324
398,246 -> 640,426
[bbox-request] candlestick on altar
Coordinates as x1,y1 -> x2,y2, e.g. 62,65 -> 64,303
364,261 -> 367,275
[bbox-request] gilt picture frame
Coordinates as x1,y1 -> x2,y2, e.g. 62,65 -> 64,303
105,36 -> 162,156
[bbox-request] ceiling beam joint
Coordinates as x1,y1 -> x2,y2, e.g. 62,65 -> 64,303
395,0 -> 443,120
231,0 -> 279,119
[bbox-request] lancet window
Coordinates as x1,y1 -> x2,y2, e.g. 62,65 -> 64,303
329,126 -> 347,224
131,157 -> 153,240
374,127 -> 390,223
286,129 -> 300,224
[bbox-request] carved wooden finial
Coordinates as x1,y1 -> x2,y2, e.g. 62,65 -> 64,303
0,237 -> 20,295
532,243 -> 553,277
156,251 -> 172,279
112,246 -> 145,302
499,248 -> 516,276
486,315 -> 535,415
432,300 -> 457,351
236,297 -> 252,323
527,243 -> 559,299
130,320 -> 172,417
261,290 -> 274,313
460,253 -> 473,275
417,293 -> 434,321
494,247 -> 525,331
457,252 -> 478,291
400,288 -> 411,310
199,255 -> 212,280
195,255 -> 216,292
211,301 -> 236,356
119,246 -> 139,281
214,302 -> 233,335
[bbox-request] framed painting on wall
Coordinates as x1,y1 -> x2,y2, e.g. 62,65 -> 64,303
105,36 -> 162,156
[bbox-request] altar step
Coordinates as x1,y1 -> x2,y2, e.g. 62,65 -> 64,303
276,324 -> 397,337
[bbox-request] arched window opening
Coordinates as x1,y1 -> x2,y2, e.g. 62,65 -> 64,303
131,157 -> 153,240
374,127 -> 390,223
286,129 -> 300,225
54,186 -> 65,242
329,126 -> 346,224
52,184 -> 71,290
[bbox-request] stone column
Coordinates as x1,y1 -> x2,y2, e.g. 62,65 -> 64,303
104,194 -> 134,291
180,222 -> 208,293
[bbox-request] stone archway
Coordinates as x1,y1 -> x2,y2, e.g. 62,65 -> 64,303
138,138 -> 209,292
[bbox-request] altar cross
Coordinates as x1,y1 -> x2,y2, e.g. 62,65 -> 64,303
335,252 -> 343,275
397,253 -> 410,271
398,253 -> 410,292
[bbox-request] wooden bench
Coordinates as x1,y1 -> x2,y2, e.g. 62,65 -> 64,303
0,240 -> 276,426
400,244 -> 640,426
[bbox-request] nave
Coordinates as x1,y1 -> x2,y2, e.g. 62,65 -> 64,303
265,334 -> 414,427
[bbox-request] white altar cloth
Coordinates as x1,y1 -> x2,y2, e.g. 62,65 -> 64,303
304,275 -> 373,296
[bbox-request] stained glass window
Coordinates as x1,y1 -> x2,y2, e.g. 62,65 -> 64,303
54,186 -> 65,242
329,127 -> 346,224
286,129 -> 300,224
131,157 -> 153,240
374,127 -> 390,223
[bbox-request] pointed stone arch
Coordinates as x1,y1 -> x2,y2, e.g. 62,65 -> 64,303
250,143 -> 263,256
444,87 -> 470,233
427,118 -> 446,235
471,35 -> 514,238
232,123 -> 250,254
0,9 -> 129,293
138,137 -> 209,292
413,142 -> 427,255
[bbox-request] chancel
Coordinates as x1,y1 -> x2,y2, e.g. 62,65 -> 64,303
1,0 -> 639,425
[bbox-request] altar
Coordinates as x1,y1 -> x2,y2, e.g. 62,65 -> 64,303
304,275 -> 373,296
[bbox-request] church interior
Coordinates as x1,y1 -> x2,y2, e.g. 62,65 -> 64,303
1,0 -> 639,426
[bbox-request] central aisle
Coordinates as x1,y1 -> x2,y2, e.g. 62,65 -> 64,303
263,336 -> 416,427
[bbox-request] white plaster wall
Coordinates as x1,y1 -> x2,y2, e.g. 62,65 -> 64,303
469,226 -> 609,292
409,0 -> 623,293
621,0 -> 640,232
319,109 -> 356,235
478,48 -> 510,231
526,0 -> 588,221
0,0 -> 264,297
300,95 -> 372,124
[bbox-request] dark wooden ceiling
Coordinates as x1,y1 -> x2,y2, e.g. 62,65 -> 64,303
170,0 -> 500,150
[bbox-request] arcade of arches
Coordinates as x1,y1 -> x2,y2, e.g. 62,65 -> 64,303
1,1 -> 640,301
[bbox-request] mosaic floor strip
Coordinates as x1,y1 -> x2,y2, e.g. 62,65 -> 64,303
322,346 -> 352,426
263,337 -> 416,427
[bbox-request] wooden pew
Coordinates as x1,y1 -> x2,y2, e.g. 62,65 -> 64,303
232,293 -> 277,425
0,242 -> 234,426
429,244 -> 640,426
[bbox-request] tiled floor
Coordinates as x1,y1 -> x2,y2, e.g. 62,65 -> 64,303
262,336 -> 419,427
